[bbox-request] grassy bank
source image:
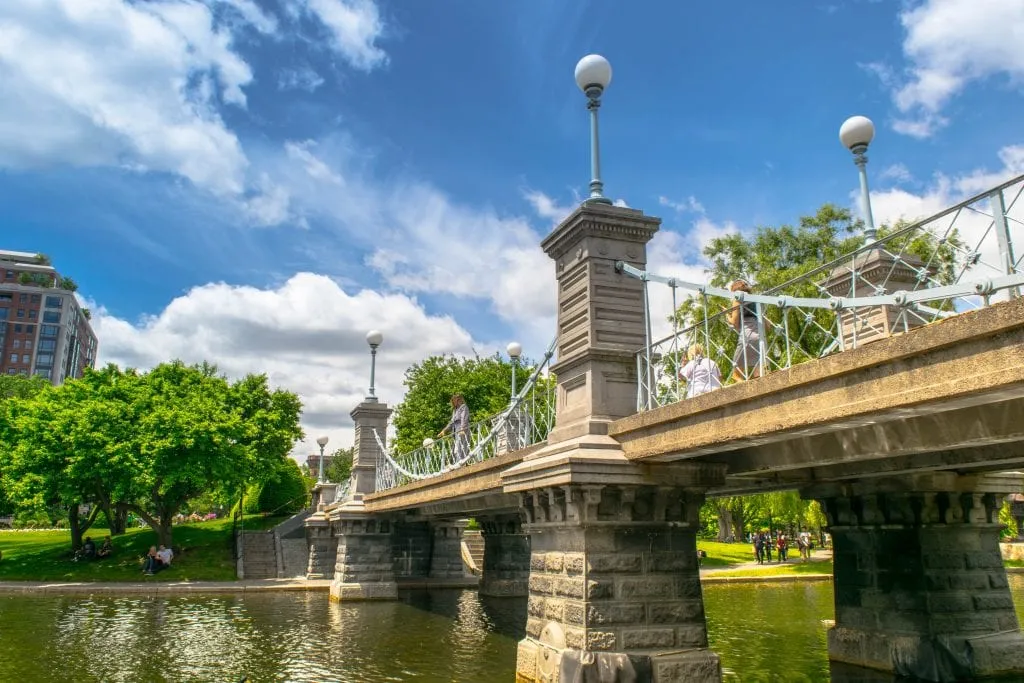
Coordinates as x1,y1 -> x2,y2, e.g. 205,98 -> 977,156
697,540 -> 833,576
0,515 -> 286,582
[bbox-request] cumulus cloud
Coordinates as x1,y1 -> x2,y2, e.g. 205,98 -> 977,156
91,273 -> 474,458
658,195 -> 706,215
0,0 -> 388,198
523,189 -> 574,225
871,0 -> 1024,137
292,0 -> 388,71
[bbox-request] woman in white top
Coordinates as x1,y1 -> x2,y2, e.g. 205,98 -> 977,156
679,343 -> 722,399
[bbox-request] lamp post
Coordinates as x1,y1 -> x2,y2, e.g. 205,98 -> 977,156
840,115 -> 877,243
316,435 -> 329,484
507,341 -> 522,404
366,330 -> 383,401
574,54 -> 613,205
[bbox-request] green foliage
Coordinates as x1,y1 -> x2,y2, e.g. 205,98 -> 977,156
0,361 -> 303,548
34,253 -> 51,266
702,493 -> 828,540
0,374 -> 49,401
671,205 -> 962,385
391,353 -> 534,454
256,458 -> 308,515
324,446 -> 354,483
1000,499 -> 1019,539
58,276 -> 78,292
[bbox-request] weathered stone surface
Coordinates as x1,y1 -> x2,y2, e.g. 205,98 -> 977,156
811,477 -> 1024,681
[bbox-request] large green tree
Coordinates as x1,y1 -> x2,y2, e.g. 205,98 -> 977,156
325,446 -> 354,483
0,362 -> 303,549
390,353 -> 534,454
0,374 -> 52,517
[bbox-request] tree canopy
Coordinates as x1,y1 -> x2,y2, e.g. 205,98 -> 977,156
0,362 -> 303,548
390,353 -> 534,454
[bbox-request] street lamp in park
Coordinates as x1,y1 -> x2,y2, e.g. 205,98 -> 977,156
316,435 -> 329,484
366,330 -> 383,401
507,341 -> 522,403
840,115 -> 878,243
575,54 -> 613,205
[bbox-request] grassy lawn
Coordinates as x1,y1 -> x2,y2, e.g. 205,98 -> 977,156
0,515 -> 287,582
708,559 -> 835,578
1007,559 -> 1023,568
696,540 -> 760,567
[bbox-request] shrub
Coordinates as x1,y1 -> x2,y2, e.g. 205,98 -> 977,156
256,458 -> 308,515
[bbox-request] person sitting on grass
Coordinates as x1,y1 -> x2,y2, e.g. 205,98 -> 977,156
155,544 -> 173,571
74,536 -> 97,562
96,536 -> 112,559
142,545 -> 159,574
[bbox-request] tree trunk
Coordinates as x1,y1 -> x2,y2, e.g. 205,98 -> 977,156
158,518 -> 173,549
729,506 -> 746,542
108,504 -> 128,535
69,503 -> 83,551
716,505 -> 731,542
128,503 -> 176,549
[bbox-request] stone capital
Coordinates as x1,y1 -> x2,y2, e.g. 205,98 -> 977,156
540,203 -> 660,262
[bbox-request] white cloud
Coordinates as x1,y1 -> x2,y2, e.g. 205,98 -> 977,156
879,163 -> 913,185
523,189 -> 574,225
216,0 -> 278,34
295,0 -> 387,71
90,273 -> 474,459
658,195 -> 706,215
278,66 -> 326,92
876,0 -> 1024,137
0,0 -> 254,194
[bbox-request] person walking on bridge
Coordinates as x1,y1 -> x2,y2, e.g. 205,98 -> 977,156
438,393 -> 470,466
727,279 -> 762,383
679,343 -> 722,399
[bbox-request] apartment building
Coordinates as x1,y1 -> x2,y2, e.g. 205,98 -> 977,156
0,249 -> 98,384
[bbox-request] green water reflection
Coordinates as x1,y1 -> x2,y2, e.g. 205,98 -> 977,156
0,576 -> 1020,682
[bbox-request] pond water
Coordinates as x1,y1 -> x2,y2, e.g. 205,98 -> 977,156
0,576 -> 1021,682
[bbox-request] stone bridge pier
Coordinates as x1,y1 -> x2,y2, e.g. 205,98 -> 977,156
478,514 -> 531,597
501,202 -> 725,682
805,473 -> 1024,682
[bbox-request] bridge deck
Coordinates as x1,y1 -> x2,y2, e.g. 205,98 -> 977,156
362,297 -> 1024,515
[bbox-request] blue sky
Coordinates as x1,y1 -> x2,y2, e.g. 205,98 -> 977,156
1,0 -> 1022,453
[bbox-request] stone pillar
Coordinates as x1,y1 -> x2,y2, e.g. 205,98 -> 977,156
329,515 -> 398,601
324,396 -> 400,601
1010,494 -> 1024,541
479,514 -> 530,597
823,249 -> 933,348
515,483 -> 721,683
305,517 -> 336,579
806,473 -> 1024,682
311,482 -> 338,510
349,398 -> 393,500
502,203 -> 726,681
429,520 -> 468,580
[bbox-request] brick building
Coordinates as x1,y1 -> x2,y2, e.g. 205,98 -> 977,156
0,249 -> 98,384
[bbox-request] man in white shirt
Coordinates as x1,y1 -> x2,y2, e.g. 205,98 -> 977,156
156,545 -> 173,569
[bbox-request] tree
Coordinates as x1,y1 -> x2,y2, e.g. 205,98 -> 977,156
668,205 -> 962,387
0,365 -> 141,548
390,353 -> 534,454
256,458 -> 308,515
325,446 -> 354,483
124,363 -> 303,547
0,362 -> 304,549
0,375 -> 51,516
58,276 -> 78,292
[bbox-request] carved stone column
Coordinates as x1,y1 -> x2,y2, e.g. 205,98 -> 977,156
806,473 -> 1024,682
515,482 -> 722,683
479,514 -> 530,597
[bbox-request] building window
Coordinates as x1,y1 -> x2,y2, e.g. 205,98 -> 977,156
34,369 -> 50,379
0,310 -> 7,321
28,310 -> 36,319
30,294 -> 40,303
24,340 -> 32,350
16,309 -> 24,318
19,293 -> 27,303
42,311 -> 59,324
35,354 -> 53,367
12,339 -> 19,349
40,325 -> 58,336
26,325 -> 34,334
21,354 -> 29,364
38,339 -> 55,351
9,353 -> 17,363
0,294 -> 10,302
4,270 -> 12,278
6,369 -> 15,375
13,323 -> 21,332
44,296 -> 62,309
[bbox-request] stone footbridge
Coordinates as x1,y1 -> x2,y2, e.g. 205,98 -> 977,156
303,200 -> 1024,683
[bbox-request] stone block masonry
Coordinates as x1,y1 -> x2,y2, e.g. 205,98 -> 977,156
809,474 -> 1024,682
480,515 -> 530,597
329,516 -> 397,601
515,484 -> 720,683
